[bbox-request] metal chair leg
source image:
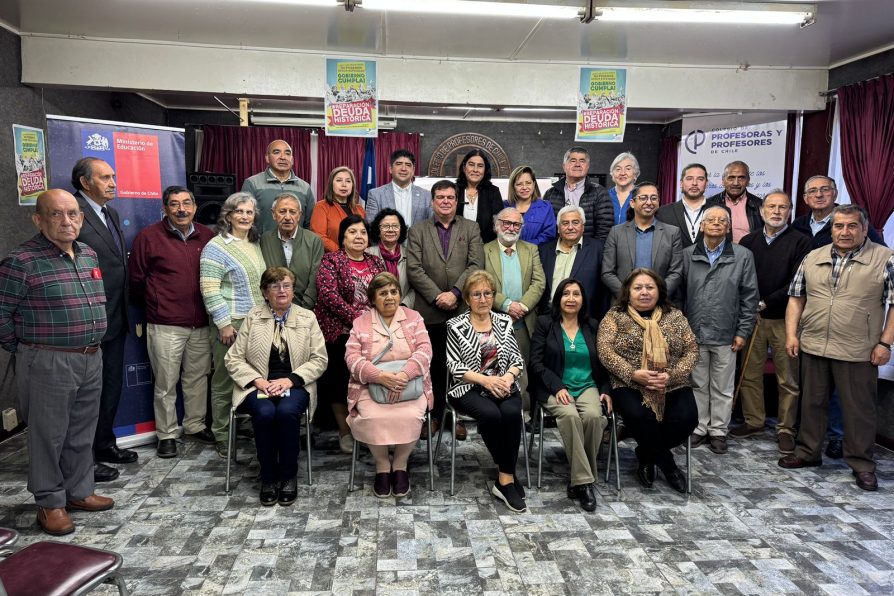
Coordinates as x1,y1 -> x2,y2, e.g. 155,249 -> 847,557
434,407 -> 450,461
448,407 -> 457,496
686,434 -> 692,494
537,406 -> 545,489
612,414 -> 620,491
348,432 -> 359,493
427,411 -> 434,491
520,411 -> 531,489
305,412 -> 313,486
605,412 -> 614,483
225,408 -> 235,494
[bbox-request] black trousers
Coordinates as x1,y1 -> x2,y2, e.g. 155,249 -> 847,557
611,386 -> 697,472
94,332 -> 126,454
426,322 -> 447,418
451,389 -> 522,475
319,334 -> 350,413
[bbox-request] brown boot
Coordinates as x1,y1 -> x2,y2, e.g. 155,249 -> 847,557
67,494 -> 115,512
37,506 -> 75,535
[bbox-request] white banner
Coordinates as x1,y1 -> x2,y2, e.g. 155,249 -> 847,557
677,114 -> 788,198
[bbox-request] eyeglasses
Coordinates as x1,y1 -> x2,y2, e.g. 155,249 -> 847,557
45,209 -> 82,222
704,217 -> 729,225
635,195 -> 659,203
268,283 -> 293,291
167,200 -> 194,209
470,291 -> 494,300
498,219 -> 523,229
379,224 -> 401,231
805,186 -> 834,195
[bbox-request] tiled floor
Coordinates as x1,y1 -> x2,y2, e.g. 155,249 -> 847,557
2,425 -> 894,595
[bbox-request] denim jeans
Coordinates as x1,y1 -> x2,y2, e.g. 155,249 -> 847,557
245,387 -> 310,484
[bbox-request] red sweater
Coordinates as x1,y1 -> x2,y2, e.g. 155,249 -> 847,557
128,219 -> 215,327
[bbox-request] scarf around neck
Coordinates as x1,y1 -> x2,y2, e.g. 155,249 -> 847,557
378,243 -> 401,279
626,305 -> 670,420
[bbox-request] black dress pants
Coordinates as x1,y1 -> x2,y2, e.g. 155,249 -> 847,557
451,388 -> 522,475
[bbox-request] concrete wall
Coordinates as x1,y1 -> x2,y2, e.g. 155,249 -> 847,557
0,28 -> 166,439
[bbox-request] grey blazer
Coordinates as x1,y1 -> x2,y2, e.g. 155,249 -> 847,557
601,219 -> 683,298
365,183 -> 432,227
406,216 -> 484,325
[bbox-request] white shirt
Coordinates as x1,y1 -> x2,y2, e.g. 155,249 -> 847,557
392,182 -> 413,226
682,199 -> 706,243
278,228 -> 298,266
463,190 -> 479,225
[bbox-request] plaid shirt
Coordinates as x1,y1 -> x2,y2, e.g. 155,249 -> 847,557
789,241 -> 894,303
0,234 -> 108,352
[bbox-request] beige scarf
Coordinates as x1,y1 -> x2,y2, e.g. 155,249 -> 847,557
626,306 -> 669,420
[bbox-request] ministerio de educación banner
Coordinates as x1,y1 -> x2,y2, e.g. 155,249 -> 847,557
325,58 -> 378,138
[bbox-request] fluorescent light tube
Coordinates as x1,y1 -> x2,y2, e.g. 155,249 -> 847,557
596,6 -> 813,25
361,0 -> 582,19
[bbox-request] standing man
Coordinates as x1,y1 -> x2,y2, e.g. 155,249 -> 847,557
259,194 -> 323,309
0,189 -> 114,535
682,206 -> 759,454
407,180 -> 484,439
781,204 -> 894,491
732,191 -> 811,453
656,163 -> 711,249
706,160 -> 763,243
601,181 -> 683,299
364,149 -> 432,226
484,207 -> 546,406
72,157 -> 134,482
544,147 -> 614,246
791,175 -> 885,460
539,206 -> 602,317
128,186 -> 216,459
242,139 -> 314,233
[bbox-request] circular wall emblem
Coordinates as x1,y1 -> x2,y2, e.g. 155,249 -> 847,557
427,133 -> 512,178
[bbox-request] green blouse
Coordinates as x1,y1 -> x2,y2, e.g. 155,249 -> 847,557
561,329 -> 596,398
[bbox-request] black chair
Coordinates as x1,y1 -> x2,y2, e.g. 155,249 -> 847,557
529,399 -> 620,490
0,539 -> 129,595
224,403 -> 313,494
347,410 -> 435,493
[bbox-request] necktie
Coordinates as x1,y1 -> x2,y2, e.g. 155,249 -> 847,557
101,207 -> 124,255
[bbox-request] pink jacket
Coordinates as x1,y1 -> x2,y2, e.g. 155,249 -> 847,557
345,306 -> 434,414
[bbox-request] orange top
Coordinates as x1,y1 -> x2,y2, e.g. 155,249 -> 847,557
310,200 -> 367,252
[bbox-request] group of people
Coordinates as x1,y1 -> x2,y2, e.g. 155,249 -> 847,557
1,139 -> 890,536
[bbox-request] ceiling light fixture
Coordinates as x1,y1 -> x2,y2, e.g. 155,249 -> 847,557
357,0 -> 584,19
445,106 -> 493,111
502,107 -> 574,112
592,2 -> 815,26
252,115 -> 397,129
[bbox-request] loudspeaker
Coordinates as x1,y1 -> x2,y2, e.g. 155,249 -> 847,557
188,172 -> 236,226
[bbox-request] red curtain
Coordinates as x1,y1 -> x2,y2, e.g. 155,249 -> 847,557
794,104 -> 834,218
199,126 -> 312,190
657,135 -> 679,205
317,133 -> 367,200
837,74 -> 894,230
374,131 -> 422,187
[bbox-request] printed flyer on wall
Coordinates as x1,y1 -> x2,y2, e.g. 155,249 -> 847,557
325,58 -> 378,138
13,124 -> 48,205
576,67 -> 628,142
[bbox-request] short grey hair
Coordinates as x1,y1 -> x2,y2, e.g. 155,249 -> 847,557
762,188 -> 792,207
831,203 -> 868,227
702,205 -> 730,223
271,193 -> 302,213
562,146 -> 590,163
723,160 -> 751,179
610,152 -> 641,180
217,191 -> 260,242
492,207 -> 523,232
556,204 -> 586,226
803,175 -> 837,194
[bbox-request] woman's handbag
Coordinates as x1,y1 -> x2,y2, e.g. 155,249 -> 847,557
368,314 -> 424,404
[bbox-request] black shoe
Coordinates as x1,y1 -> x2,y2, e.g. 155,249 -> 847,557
95,446 -> 138,464
156,439 -> 177,458
491,481 -> 526,513
825,439 -> 843,459
572,483 -> 598,512
94,463 -> 119,483
636,461 -> 656,488
664,467 -> 688,494
690,433 -> 709,448
215,441 -> 229,459
260,483 -> 278,506
514,476 -> 526,500
184,428 -> 216,444
278,477 -> 297,506
708,435 -> 728,454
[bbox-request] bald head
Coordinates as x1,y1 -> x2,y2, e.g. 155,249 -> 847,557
33,189 -> 83,255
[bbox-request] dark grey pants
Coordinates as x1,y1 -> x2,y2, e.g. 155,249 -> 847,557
16,344 -> 102,508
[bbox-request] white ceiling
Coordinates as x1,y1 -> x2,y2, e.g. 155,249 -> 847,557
4,0 -> 893,122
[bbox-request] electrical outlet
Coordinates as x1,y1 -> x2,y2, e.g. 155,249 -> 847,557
2,408 -> 17,431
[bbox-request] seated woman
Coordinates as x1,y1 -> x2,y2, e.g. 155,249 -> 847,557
345,272 -> 433,498
529,278 -> 611,512
597,268 -> 698,493
315,215 -> 386,453
225,267 -> 328,506
447,271 -> 526,512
